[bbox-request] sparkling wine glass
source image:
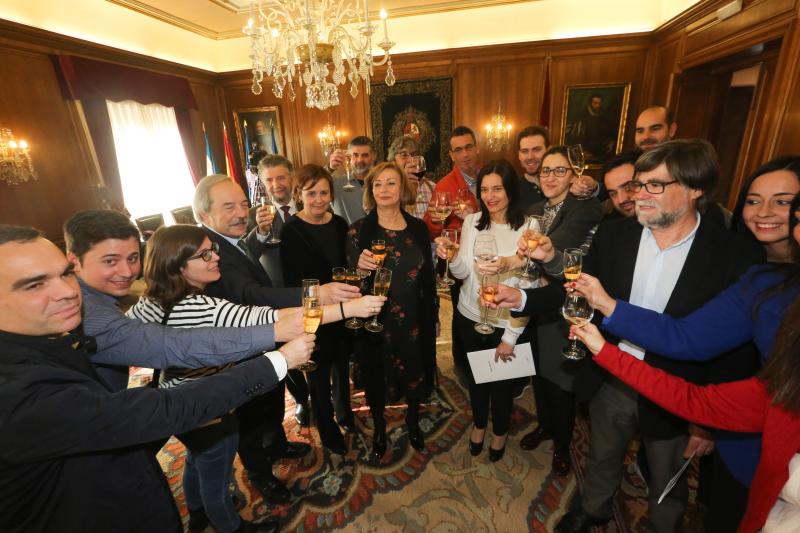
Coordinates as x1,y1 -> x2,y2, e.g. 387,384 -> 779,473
343,151 -> 355,191
438,228 -> 460,288
475,273 -> 499,334
299,279 -> 321,371
371,239 -> 387,268
344,267 -> 364,330
520,215 -> 544,279
429,191 -> 452,224
563,248 -> 583,290
568,144 -> 590,200
473,233 -> 499,267
561,292 -> 594,359
365,267 -> 391,333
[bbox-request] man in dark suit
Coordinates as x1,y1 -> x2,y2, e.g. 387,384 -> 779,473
493,140 -> 763,533
247,154 -> 311,427
193,174 -> 359,504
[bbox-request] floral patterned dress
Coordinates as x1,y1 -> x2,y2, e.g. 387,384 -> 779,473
347,221 -> 427,402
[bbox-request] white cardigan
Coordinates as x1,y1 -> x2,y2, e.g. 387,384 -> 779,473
449,212 -> 528,346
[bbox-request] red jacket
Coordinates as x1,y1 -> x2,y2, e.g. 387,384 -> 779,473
423,166 -> 479,239
594,343 -> 800,533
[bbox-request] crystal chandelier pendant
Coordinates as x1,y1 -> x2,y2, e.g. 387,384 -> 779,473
485,106 -> 513,152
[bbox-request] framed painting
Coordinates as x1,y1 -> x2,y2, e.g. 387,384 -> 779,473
232,106 -> 285,171
370,77 -> 453,181
559,83 -> 631,166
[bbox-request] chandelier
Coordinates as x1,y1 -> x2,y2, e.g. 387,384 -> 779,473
317,123 -> 345,156
244,0 -> 397,111
0,128 -> 36,186
484,106 -> 513,152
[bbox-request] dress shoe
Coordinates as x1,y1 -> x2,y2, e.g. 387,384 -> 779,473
322,432 -> 348,456
294,402 -> 310,427
338,416 -> 356,433
407,424 -> 425,452
552,448 -> 571,476
371,425 -> 387,461
468,426 -> 485,456
187,508 -> 209,533
282,441 -> 311,459
488,444 -> 506,462
554,508 -> 607,533
236,517 -> 280,533
251,474 -> 291,504
520,425 -> 550,451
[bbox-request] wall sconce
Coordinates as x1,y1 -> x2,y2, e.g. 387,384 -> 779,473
318,123 -> 346,157
485,106 -> 513,152
0,128 -> 36,185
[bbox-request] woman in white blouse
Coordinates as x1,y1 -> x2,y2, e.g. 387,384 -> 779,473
435,159 -> 529,461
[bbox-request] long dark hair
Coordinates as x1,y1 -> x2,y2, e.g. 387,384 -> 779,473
143,225 -> 207,310
731,155 -> 800,242
759,292 -> 800,413
475,159 -> 525,231
753,193 -> 800,305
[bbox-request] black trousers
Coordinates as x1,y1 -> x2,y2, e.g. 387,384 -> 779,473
532,374 -> 576,454
705,449 -> 749,532
235,382 -> 286,480
285,369 -> 309,406
454,311 -> 515,436
307,347 -> 351,447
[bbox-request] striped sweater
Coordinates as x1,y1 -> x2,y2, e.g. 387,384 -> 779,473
126,294 -> 279,388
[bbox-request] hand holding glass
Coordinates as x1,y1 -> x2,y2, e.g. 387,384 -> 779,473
561,292 -> 594,360
299,279 -> 321,371
438,228 -> 460,288
521,215 -> 544,279
343,151 -> 355,191
365,268 -> 391,333
475,273 -> 499,334
563,248 -> 583,289
344,267 -> 364,330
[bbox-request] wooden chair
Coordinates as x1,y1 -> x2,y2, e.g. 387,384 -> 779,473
171,205 -> 197,225
134,213 -> 165,241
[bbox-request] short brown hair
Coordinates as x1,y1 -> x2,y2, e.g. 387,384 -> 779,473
143,224 -> 206,309
387,136 -> 421,161
362,162 -> 416,212
293,164 -> 334,210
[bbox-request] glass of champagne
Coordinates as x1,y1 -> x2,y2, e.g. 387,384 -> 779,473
371,239 -> 387,268
429,191 -> 452,224
563,248 -> 583,289
567,144 -> 590,200
475,273 -> 499,334
344,267 -> 364,330
299,279 -> 321,371
260,192 -> 280,244
520,215 -> 544,279
439,228 -> 460,288
561,292 -> 594,359
343,150 -> 355,191
331,267 -> 346,283
365,267 -> 391,333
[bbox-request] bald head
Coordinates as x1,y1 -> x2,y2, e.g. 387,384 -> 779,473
635,106 -> 677,151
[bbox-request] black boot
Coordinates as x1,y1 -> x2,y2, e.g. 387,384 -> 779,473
371,418 -> 387,461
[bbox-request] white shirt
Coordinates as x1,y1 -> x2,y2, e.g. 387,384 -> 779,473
273,199 -> 297,222
204,225 -> 250,256
618,214 -> 701,360
448,212 -> 528,346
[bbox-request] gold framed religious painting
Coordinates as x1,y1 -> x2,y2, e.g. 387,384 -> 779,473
559,83 -> 631,166
232,106 -> 285,169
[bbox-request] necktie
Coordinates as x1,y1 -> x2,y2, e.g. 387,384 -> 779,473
236,239 -> 252,261
281,205 -> 292,221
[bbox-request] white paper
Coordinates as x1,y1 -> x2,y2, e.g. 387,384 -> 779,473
466,342 -> 536,384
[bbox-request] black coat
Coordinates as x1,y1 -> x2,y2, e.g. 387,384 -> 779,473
0,330 -> 279,533
247,206 -> 288,288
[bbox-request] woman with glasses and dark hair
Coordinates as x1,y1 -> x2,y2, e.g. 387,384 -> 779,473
434,159 -> 532,461
126,224 -> 380,533
513,145 -> 602,476
570,160 -> 800,530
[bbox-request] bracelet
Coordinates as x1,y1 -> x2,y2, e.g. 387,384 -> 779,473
339,301 -> 346,320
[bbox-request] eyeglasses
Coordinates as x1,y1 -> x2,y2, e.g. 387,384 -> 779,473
396,151 -> 419,159
540,166 -> 570,177
628,180 -> 679,194
187,242 -> 219,262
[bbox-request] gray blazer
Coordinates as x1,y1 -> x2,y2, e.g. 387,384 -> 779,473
331,174 -> 367,225
247,206 -> 287,288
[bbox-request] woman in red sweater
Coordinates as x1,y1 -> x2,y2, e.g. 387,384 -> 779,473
569,293 -> 800,532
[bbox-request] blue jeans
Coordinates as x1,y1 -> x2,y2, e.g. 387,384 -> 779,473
181,418 -> 241,533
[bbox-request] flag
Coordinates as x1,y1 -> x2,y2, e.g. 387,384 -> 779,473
203,123 -> 217,175
243,120 -> 252,167
540,59 -> 551,128
270,123 -> 279,154
222,122 -> 245,189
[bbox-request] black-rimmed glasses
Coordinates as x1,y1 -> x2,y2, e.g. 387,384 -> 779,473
540,166 -> 570,177
628,180 -> 679,194
188,242 -> 219,262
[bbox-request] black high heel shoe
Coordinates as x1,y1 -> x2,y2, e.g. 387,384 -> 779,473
488,433 -> 508,462
408,424 -> 425,452
469,427 -> 485,457
371,424 -> 387,461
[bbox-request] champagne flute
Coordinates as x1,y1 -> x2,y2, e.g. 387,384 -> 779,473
371,239 -> 387,268
456,187 -> 470,214
365,267 -> 391,333
567,144 -> 590,200
439,228 -> 460,288
475,273 -> 499,334
299,279 -> 321,371
561,292 -> 594,359
343,150 -> 355,191
520,215 -> 544,279
429,191 -> 452,224
563,248 -> 583,290
344,267 -> 364,330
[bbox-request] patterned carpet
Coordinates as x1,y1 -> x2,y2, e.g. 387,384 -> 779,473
157,298 -> 702,532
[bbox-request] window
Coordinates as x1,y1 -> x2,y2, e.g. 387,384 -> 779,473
106,100 -> 195,222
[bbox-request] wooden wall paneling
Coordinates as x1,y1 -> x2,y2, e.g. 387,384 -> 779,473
0,45 -> 101,242
771,14 -> 800,157
645,33 -> 684,108
188,80 -> 224,178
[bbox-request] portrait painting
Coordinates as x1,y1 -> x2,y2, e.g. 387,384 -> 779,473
370,77 -> 453,181
232,106 -> 284,169
560,83 -> 631,165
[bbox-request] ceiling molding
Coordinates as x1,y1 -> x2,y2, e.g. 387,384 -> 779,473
106,0 -> 242,40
